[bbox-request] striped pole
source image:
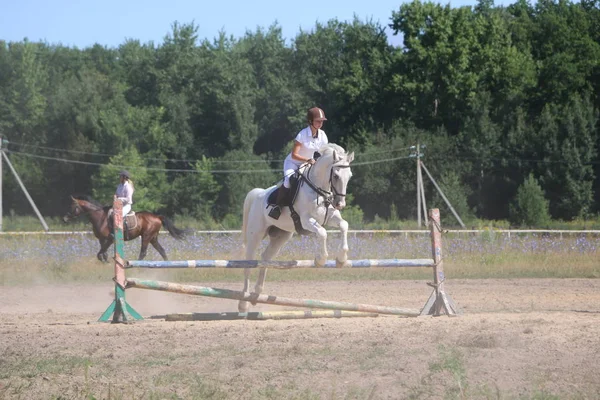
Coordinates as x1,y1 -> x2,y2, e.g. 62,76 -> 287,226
126,278 -> 421,317
126,258 -> 435,269
165,310 -> 379,321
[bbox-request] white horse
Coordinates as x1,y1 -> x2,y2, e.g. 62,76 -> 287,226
237,143 -> 354,312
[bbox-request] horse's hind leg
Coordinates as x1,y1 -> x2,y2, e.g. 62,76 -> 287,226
238,228 -> 263,313
150,237 -> 168,260
261,229 -> 293,261
252,230 -> 293,304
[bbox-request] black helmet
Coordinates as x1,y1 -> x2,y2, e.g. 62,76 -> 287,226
119,170 -> 130,179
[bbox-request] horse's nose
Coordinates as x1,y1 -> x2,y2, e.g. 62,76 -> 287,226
335,199 -> 346,210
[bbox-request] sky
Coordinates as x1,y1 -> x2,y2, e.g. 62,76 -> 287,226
0,0 -> 510,49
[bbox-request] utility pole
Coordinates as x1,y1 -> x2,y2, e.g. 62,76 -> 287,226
410,144 -> 428,228
0,137 -> 3,232
410,144 -> 466,229
0,138 -> 49,232
420,162 -> 465,228
415,144 -> 421,227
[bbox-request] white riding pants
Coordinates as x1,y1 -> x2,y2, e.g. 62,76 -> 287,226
283,159 -> 301,188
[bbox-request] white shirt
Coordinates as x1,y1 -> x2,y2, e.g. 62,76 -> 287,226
284,126 -> 329,167
115,181 -> 134,205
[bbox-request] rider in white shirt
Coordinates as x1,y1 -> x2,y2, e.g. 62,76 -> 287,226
276,107 -> 329,208
114,170 -> 134,216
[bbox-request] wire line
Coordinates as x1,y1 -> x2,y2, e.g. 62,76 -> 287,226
5,149 -> 415,173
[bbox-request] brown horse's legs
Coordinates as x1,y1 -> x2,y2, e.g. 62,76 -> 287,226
150,237 -> 168,261
97,237 -> 113,263
138,237 -> 150,260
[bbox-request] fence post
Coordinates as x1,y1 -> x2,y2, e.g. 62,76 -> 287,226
99,198 -> 142,322
420,209 -> 459,316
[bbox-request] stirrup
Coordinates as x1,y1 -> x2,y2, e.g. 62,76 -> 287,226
268,205 -> 282,220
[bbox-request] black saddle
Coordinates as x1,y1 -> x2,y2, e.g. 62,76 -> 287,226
266,175 -> 313,236
267,175 -> 299,207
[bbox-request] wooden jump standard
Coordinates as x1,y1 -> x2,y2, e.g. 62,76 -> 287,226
101,204 -> 458,322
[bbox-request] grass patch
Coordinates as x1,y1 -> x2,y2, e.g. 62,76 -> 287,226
428,345 -> 468,398
0,355 -> 95,379
1,234 -> 598,285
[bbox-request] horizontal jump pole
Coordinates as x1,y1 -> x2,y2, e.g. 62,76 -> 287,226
165,310 -> 379,321
126,278 -> 421,317
126,258 -> 435,269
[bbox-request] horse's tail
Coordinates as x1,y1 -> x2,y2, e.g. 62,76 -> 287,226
160,216 -> 187,241
231,190 -> 254,259
241,191 -> 253,250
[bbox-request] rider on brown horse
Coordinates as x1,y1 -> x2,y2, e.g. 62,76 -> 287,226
108,170 -> 134,237
64,195 -> 187,262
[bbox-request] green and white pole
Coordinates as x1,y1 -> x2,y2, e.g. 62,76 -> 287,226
99,198 -> 142,322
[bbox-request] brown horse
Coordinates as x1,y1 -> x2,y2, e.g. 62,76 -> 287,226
63,195 -> 187,262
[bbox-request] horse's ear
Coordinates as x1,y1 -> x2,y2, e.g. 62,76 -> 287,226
347,152 -> 354,163
70,196 -> 76,202
332,150 -> 342,162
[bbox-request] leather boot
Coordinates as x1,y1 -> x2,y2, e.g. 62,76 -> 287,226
276,186 -> 290,206
268,186 -> 289,220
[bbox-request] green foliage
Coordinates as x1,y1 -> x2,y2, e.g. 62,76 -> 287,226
339,193 -> 364,228
510,173 -> 551,227
213,149 -> 278,219
534,97 -> 597,219
168,157 -> 221,221
92,147 -> 166,212
430,170 -> 474,225
0,4 -> 599,226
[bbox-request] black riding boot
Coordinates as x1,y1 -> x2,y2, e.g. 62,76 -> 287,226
268,186 -> 290,219
276,186 -> 290,206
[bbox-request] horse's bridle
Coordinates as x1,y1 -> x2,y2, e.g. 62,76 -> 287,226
300,159 -> 351,208
66,200 -> 103,219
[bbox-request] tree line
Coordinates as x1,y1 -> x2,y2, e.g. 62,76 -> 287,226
0,0 -> 599,227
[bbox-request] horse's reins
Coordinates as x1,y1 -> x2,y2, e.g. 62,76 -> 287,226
69,200 -> 105,218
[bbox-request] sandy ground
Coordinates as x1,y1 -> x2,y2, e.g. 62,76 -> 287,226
1,278 -> 600,399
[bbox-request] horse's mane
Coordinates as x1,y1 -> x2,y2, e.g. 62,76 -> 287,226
72,195 -> 110,211
318,143 -> 347,158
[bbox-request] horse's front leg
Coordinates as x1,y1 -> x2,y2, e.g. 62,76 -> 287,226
303,216 -> 328,267
238,268 -> 252,313
326,209 -> 349,268
97,237 -> 113,263
138,236 -> 150,260
252,268 -> 268,306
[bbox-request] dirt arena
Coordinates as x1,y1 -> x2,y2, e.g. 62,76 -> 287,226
1,278 -> 600,399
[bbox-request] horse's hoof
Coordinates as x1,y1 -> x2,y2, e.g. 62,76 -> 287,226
335,259 -> 349,268
238,300 -> 250,313
250,293 -> 261,306
314,258 -> 326,268
250,289 -> 262,306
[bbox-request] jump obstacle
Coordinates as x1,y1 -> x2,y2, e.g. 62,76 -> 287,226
100,201 -> 459,323
163,310 -> 380,321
